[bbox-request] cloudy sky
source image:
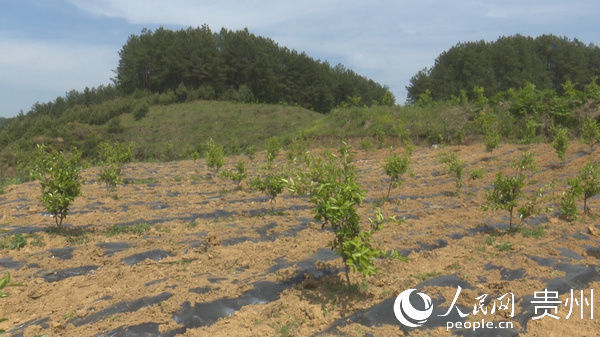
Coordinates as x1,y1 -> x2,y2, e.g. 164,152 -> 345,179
0,1 -> 598,117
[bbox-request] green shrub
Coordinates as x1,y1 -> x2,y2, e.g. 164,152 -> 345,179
205,138 -> 224,174
286,142 -> 384,284
584,77 -> 600,100
106,116 -> 124,134
0,271 -> 10,331
383,152 -> 410,199
439,151 -> 465,194
98,141 -> 133,190
286,137 -> 310,163
359,138 -> 374,153
251,172 -> 285,208
220,160 -> 247,188
473,85 -> 489,108
581,117 -> 600,153
522,119 -> 541,144
30,145 -> 82,227
374,129 -> 385,148
485,173 -> 525,227
576,161 -> 600,214
469,167 -> 485,180
266,137 -> 281,163
484,152 -> 540,228
133,102 -> 149,121
484,127 -> 500,152
552,126 -> 569,162
560,181 -> 579,221
175,82 -> 188,102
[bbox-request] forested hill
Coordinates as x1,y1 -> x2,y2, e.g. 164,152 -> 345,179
115,26 -> 393,112
407,34 -> 600,102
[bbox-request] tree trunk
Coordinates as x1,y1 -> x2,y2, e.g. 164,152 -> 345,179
344,263 -> 350,285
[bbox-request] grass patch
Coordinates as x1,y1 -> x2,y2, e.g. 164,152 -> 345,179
106,223 -> 151,237
0,234 -> 27,250
388,249 -> 408,261
124,177 -> 159,185
519,226 -> 546,238
495,242 -> 513,251
412,271 -> 442,281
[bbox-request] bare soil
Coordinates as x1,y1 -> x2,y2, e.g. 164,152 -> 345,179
1,143 -> 600,337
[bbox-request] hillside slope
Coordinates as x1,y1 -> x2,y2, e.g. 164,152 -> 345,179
116,100 -> 323,159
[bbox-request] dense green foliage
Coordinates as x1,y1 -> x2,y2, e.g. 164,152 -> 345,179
30,145 -> 82,227
116,26 -> 391,113
407,34 -> 600,102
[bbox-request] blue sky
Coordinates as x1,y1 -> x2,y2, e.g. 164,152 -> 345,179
0,0 -> 599,117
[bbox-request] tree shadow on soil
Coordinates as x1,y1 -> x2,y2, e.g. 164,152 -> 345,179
299,273 -> 371,316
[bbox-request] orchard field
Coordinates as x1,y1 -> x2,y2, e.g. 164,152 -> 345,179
1,142 -> 600,337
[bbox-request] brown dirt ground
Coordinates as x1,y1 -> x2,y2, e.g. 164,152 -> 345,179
1,142 -> 600,337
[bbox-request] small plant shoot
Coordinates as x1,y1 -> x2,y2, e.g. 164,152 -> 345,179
205,138 -> 224,174
484,151 -> 540,228
439,151 -> 465,194
98,141 -> 133,191
581,117 -> 600,153
265,136 -> 281,164
552,126 -> 569,162
251,172 -> 285,209
383,151 -> 410,199
220,160 -> 247,189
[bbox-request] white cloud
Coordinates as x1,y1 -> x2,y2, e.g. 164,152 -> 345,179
0,37 -> 118,116
67,0 -> 351,30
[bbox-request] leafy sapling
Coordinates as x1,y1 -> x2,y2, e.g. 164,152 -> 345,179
560,178 -> 580,221
439,151 -> 465,194
383,152 -> 410,199
98,141 -> 133,191
205,138 -> 224,174
581,117 -> 600,153
576,160 -> 600,215
286,142 -> 384,284
0,271 -> 9,332
265,136 -> 281,164
484,151 -> 538,228
251,172 -> 285,209
552,126 -> 570,163
485,127 -> 500,152
220,160 -> 247,189
30,145 -> 82,227
485,173 -> 525,228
